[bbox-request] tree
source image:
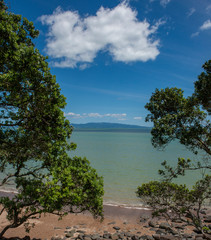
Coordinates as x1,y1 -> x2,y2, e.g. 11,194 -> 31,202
0,1 -> 104,237
137,60 -> 211,235
194,60 -> 211,114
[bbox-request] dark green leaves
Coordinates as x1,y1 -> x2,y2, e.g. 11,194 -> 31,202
138,60 -> 211,234
0,1 -> 103,237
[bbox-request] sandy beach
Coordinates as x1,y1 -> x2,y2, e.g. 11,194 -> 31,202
0,190 -> 153,239
0,204 -> 154,239
0,191 -> 210,240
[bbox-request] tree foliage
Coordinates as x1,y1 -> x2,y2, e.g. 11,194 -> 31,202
0,1 -> 103,237
137,60 -> 211,234
194,60 -> 211,114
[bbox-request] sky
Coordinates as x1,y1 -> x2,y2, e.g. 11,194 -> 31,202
5,0 -> 211,126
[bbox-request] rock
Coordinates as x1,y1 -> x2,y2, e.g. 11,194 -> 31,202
54,227 -> 62,230
140,218 -> 148,223
195,237 -> 204,240
200,210 -> 206,215
153,235 -> 180,240
103,233 -> 112,239
111,233 -> 119,240
77,230 -> 86,234
148,220 -> 157,228
172,219 -> 183,223
174,224 -> 185,230
84,237 -> 92,240
181,233 -> 193,239
23,237 -> 30,240
156,229 -> 166,235
145,236 -> 154,240
92,234 -> 101,240
193,229 -> 202,234
71,229 -> 76,234
65,232 -> 74,238
77,234 -> 84,240
113,226 -> 120,231
66,226 -> 71,230
159,222 -> 171,230
108,221 -> 116,225
125,232 -> 132,238
169,228 -> 178,235
159,235 -> 180,240
152,234 -> 160,240
204,216 -> 211,223
118,233 -> 125,239
131,235 -> 139,240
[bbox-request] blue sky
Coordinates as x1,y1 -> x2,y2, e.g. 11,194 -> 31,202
6,0 -> 211,126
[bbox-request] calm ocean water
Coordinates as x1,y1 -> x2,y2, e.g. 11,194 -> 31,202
69,131 -> 204,207
0,131 -> 205,207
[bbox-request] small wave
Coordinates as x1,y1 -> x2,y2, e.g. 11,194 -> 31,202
104,201 -> 151,210
0,188 -> 18,194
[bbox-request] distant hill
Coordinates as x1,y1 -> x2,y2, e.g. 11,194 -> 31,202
71,122 -> 151,133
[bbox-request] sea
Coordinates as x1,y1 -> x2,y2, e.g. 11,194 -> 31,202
69,131 -> 206,208
0,131 -> 207,208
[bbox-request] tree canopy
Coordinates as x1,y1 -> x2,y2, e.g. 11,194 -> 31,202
0,1 -> 103,237
137,60 -> 211,235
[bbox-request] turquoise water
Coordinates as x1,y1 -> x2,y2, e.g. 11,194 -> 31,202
0,131 -> 206,206
69,131 -> 204,207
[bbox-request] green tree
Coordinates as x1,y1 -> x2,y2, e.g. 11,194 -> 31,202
137,60 -> 211,234
0,1 -> 103,237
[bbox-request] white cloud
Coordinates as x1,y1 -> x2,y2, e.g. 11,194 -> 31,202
160,0 -> 171,7
149,0 -> 171,7
64,112 -> 82,118
200,19 -> 211,31
104,113 -> 127,118
191,31 -> 199,38
39,2 -> 160,68
187,8 -> 196,18
191,19 -> 211,37
87,113 -> 103,118
134,116 -> 142,120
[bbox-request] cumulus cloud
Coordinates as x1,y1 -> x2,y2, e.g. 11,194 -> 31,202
65,112 -> 127,120
191,19 -> 211,37
200,19 -> 211,31
64,112 -> 82,118
39,2 -> 160,68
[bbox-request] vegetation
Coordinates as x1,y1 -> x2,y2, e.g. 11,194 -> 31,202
0,1 -> 103,237
137,60 -> 211,234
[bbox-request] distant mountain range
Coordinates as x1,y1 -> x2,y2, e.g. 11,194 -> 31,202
71,122 -> 151,133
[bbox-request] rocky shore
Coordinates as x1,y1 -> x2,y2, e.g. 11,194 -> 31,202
1,192 -> 210,240
2,206 -> 211,240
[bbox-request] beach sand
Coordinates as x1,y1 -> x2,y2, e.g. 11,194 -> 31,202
0,204 -> 155,239
0,191 -> 155,239
0,191 -> 209,239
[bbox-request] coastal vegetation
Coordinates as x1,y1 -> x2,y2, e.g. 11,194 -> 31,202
137,60 -> 211,235
0,1 -> 103,237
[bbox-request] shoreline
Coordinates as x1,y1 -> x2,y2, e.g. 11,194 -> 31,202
1,191 -> 211,239
0,190 -> 154,239
0,189 -> 150,211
